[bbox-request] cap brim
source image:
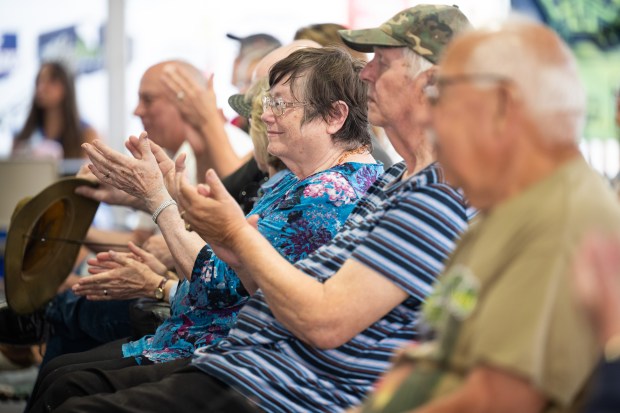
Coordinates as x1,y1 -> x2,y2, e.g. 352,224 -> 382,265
4,178 -> 99,314
338,28 -> 406,53
228,94 -> 252,119
226,33 -> 242,41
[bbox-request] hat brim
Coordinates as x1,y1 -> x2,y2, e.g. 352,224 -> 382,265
4,178 -> 99,314
228,94 -> 252,119
226,33 -> 242,41
338,28 -> 406,53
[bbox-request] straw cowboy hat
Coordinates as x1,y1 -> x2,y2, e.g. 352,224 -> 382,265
4,178 -> 99,314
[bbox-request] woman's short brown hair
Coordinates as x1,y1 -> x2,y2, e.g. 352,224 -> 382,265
268,47 -> 371,150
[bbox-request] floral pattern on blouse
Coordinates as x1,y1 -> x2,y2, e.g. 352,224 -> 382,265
122,161 -> 383,363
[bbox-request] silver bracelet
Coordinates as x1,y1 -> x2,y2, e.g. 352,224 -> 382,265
152,198 -> 177,223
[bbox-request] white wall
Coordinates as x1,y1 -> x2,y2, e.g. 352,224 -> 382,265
0,0 -> 107,155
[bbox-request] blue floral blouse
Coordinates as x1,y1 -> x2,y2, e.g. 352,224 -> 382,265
122,161 -> 384,363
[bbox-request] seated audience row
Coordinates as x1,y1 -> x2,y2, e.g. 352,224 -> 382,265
8,4 -> 620,413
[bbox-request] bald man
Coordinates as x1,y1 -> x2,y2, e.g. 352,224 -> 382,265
355,18 -> 620,413
135,60 -> 252,184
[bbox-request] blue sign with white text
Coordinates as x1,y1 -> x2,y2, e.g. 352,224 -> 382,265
0,33 -> 18,79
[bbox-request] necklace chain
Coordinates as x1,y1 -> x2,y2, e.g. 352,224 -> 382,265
336,145 -> 369,165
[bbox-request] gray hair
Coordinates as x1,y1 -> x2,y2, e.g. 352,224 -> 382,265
465,16 -> 586,143
402,47 -> 434,79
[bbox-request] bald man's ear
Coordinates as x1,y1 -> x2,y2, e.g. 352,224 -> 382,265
493,82 -> 522,140
493,81 -> 523,121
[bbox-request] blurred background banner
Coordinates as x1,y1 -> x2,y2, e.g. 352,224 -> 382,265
2,0 -> 620,174
38,25 -> 108,75
512,0 -> 620,49
0,34 -> 17,80
513,0 -> 620,174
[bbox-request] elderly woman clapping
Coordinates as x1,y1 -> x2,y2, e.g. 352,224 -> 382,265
71,78 -> 287,304
29,47 -> 384,412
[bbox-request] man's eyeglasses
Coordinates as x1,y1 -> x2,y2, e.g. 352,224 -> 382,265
262,95 -> 308,117
424,74 -> 511,106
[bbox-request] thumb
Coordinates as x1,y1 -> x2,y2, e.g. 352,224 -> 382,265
150,139 -> 169,163
217,108 -> 227,123
174,154 -> 188,199
175,153 -> 187,173
139,131 -> 151,155
247,215 -> 259,229
125,135 -> 142,159
204,169 -> 229,200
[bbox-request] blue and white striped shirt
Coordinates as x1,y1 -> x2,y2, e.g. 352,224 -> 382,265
193,161 -> 474,413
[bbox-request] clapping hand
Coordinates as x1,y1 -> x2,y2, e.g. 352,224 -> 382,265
82,131 -> 170,213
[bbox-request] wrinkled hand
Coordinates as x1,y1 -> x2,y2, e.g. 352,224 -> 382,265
75,162 -> 144,209
573,231 -> 620,344
88,242 -> 168,276
176,166 -> 247,254
127,135 -> 180,199
75,183 -> 144,210
82,131 -> 169,212
86,251 -> 126,274
74,250 -> 162,301
142,235 -> 176,270
162,66 -> 222,154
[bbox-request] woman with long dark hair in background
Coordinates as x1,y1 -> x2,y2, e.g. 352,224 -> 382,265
12,61 -> 98,159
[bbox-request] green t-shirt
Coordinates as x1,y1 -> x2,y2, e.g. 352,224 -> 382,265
362,157 -> 620,413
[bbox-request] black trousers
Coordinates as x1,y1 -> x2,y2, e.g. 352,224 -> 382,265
52,363 -> 259,413
27,338 -> 139,412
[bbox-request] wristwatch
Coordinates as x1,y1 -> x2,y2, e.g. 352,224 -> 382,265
154,277 -> 167,301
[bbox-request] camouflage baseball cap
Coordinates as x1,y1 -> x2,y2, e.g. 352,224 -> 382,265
338,4 -> 471,64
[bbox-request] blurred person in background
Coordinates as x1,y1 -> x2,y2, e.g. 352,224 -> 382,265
573,233 -> 620,413
0,60 -> 100,400
227,32 -> 281,95
159,63 -> 253,183
227,32 -> 281,134
136,60 -> 252,184
12,61 -> 98,160
295,23 -> 367,61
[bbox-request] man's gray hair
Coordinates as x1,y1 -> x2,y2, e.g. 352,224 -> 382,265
402,47 -> 434,79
